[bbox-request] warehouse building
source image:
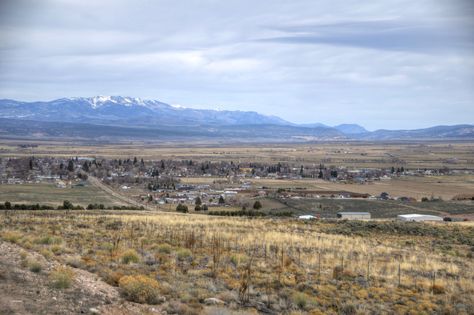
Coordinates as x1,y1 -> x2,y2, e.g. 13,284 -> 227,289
397,214 -> 443,222
336,212 -> 371,220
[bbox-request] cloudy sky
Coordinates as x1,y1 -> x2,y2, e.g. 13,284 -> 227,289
0,0 -> 473,130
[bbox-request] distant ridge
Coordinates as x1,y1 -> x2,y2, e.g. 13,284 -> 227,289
0,96 -> 289,127
0,96 -> 472,141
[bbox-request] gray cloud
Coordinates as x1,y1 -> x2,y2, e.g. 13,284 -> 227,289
261,18 -> 474,53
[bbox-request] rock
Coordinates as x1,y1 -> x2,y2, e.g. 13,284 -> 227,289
89,307 -> 100,314
204,297 -> 225,305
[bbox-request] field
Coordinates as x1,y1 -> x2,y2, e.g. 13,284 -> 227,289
1,140 -> 474,314
1,210 -> 473,314
270,198 -> 474,219
2,140 -> 474,169
4,140 -> 474,202
0,183 -> 127,207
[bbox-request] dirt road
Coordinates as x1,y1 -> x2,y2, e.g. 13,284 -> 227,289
87,176 -> 156,211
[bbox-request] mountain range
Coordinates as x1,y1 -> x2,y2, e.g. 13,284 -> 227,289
0,96 -> 472,141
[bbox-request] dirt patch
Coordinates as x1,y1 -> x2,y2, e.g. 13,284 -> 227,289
0,241 -> 164,315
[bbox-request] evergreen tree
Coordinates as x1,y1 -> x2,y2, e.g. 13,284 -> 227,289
218,196 -> 225,204
67,160 -> 74,172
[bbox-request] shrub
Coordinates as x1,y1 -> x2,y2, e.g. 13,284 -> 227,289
119,275 -> 161,304
333,266 -> 344,280
253,200 -> 262,209
293,292 -> 309,309
35,235 -> 62,245
65,256 -> 83,268
176,204 -> 189,213
2,231 -> 22,243
105,220 -> 123,230
121,249 -> 140,264
156,244 -> 172,254
176,248 -> 192,261
340,303 -> 357,315
28,261 -> 42,273
49,266 -> 75,289
432,284 -> 445,294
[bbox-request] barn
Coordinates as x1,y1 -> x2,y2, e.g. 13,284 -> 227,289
336,212 -> 371,220
397,214 -> 443,222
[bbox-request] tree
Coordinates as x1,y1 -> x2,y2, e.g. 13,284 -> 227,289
218,196 -> 225,205
195,196 -> 202,206
391,166 -> 395,174
133,157 -> 138,165
253,200 -> 262,209
63,200 -> 74,210
4,201 -> 11,210
194,205 -> 201,211
67,160 -> 74,172
201,204 -> 208,211
176,204 -> 188,213
29,158 -> 33,170
82,161 -> 90,172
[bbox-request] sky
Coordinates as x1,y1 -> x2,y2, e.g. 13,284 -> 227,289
0,0 -> 473,130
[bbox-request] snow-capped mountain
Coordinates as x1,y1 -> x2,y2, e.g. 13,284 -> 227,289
0,96 -> 289,126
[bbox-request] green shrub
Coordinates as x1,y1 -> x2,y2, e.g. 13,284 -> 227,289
119,275 -> 161,304
35,235 -> 62,245
176,204 -> 188,213
121,249 -> 140,264
176,248 -> 192,261
49,266 -> 75,289
156,244 -> 172,254
28,261 -> 42,273
293,292 -> 309,309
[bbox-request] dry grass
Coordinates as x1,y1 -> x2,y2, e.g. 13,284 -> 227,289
1,210 -> 473,313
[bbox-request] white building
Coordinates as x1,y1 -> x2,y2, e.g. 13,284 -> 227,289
397,214 -> 443,222
298,215 -> 316,220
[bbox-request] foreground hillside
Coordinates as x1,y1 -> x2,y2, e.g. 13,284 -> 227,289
1,210 -> 473,314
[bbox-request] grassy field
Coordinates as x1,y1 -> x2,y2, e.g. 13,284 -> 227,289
181,175 -> 474,201
0,183 -> 126,207
269,198 -> 474,218
2,140 -> 474,169
1,210 -> 473,314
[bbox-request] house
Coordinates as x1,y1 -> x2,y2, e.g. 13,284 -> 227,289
55,180 -> 67,188
337,212 -> 371,220
397,214 -> 443,222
